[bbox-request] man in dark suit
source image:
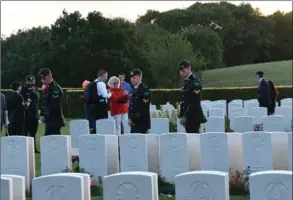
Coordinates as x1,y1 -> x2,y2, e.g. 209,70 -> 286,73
178,59 -> 207,133
256,71 -> 271,114
21,75 -> 40,152
128,69 -> 151,134
39,68 -> 65,135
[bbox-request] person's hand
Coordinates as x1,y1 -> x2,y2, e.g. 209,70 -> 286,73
179,117 -> 186,126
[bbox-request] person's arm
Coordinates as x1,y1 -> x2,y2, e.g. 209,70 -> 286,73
183,78 -> 202,117
47,85 -> 63,119
97,82 -> 111,99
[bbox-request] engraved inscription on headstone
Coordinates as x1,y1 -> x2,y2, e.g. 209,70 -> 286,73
208,136 -> 220,149
84,139 -> 98,152
46,185 -> 68,200
188,181 -> 212,200
250,135 -> 265,149
8,140 -> 20,153
167,135 -> 180,150
116,182 -> 139,200
127,137 -> 138,151
264,180 -> 289,200
47,138 -> 60,152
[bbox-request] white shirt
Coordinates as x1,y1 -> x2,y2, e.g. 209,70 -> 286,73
259,77 -> 264,83
185,72 -> 193,80
134,82 -> 142,89
94,78 -> 111,102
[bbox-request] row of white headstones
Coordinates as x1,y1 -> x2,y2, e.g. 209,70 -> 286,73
149,98 -> 292,132
1,132 -> 292,197
1,170 -> 292,200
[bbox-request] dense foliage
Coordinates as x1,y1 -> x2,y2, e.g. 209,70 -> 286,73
1,2 -> 292,88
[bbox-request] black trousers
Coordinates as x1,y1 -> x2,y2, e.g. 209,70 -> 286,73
45,122 -> 61,136
24,118 -> 38,136
185,117 -> 201,133
131,126 -> 148,134
267,106 -> 275,115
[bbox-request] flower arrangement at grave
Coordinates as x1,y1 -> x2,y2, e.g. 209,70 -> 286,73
229,166 -> 251,195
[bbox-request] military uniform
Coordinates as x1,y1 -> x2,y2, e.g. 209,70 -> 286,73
129,69 -> 151,134
21,76 -> 39,139
178,60 -> 206,133
39,68 -> 65,135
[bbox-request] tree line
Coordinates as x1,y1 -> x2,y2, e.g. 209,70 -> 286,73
1,2 -> 292,88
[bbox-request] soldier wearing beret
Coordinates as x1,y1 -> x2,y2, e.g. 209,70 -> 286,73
178,59 -> 206,133
21,75 -> 40,152
39,68 -> 65,136
128,69 -> 151,134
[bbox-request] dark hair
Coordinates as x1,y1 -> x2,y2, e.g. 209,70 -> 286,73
118,72 -> 125,76
256,71 -> 264,78
98,70 -> 107,77
10,81 -> 21,91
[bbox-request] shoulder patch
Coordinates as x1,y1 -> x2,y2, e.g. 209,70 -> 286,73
144,91 -> 150,96
53,88 -> 60,95
194,81 -> 200,87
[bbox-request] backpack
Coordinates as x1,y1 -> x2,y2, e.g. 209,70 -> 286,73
268,80 -> 279,100
84,81 -> 99,104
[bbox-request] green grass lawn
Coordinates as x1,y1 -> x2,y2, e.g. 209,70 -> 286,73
202,60 -> 292,88
2,122 -> 249,200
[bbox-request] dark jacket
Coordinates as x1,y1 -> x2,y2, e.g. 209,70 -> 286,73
40,81 -> 65,127
21,85 -> 39,120
179,73 -> 206,124
1,93 -> 6,125
7,91 -> 25,135
258,78 -> 271,107
129,83 -> 151,131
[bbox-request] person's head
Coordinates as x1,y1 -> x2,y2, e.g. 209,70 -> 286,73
130,69 -> 142,86
26,75 -> 36,86
39,68 -> 53,85
82,80 -> 90,89
10,81 -> 22,92
118,73 -> 125,82
256,71 -> 264,80
98,70 -> 108,82
178,59 -> 192,78
108,76 -> 120,88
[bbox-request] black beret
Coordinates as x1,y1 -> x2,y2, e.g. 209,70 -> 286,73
39,68 -> 52,78
130,68 -> 142,77
256,71 -> 264,76
178,59 -> 191,71
26,75 -> 35,82
10,81 -> 21,91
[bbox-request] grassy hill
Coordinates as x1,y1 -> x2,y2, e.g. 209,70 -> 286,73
202,60 -> 292,88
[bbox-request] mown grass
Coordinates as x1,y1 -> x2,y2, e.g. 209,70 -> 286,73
202,60 -> 292,87
2,122 -> 249,200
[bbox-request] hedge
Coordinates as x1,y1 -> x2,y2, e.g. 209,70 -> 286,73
1,86 -> 292,118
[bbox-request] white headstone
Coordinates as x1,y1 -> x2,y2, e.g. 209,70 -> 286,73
213,100 -> 227,116
233,116 -> 254,133
1,177 -> 13,200
1,175 -> 25,200
175,171 -> 229,200
282,101 -> 292,108
288,133 -> 292,170
151,118 -> 169,134
242,132 -> 273,173
244,99 -> 258,109
250,107 -> 267,125
281,98 -> 292,106
275,106 -> 293,131
205,117 -> 225,132
263,115 -> 285,132
78,135 -> 119,183
201,104 -> 209,118
51,173 -> 90,200
96,119 -> 115,135
227,133 -> 244,171
40,135 -> 72,176
177,118 -> 185,132
187,134 -> 201,171
228,108 -> 245,130
70,120 -> 90,149
245,102 -> 258,115
228,102 -> 242,114
159,133 -> 190,182
1,136 -> 35,192
229,99 -> 243,106
200,133 -> 229,172
249,171 -> 292,200
146,134 -> 160,174
122,119 -> 131,134
270,132 -> 289,170
209,108 -> 224,117
32,174 -> 84,200
103,172 -> 158,200
119,134 -> 149,172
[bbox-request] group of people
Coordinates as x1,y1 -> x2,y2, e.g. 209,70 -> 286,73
1,59 -> 277,151
80,69 -> 151,135
0,68 -> 65,152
